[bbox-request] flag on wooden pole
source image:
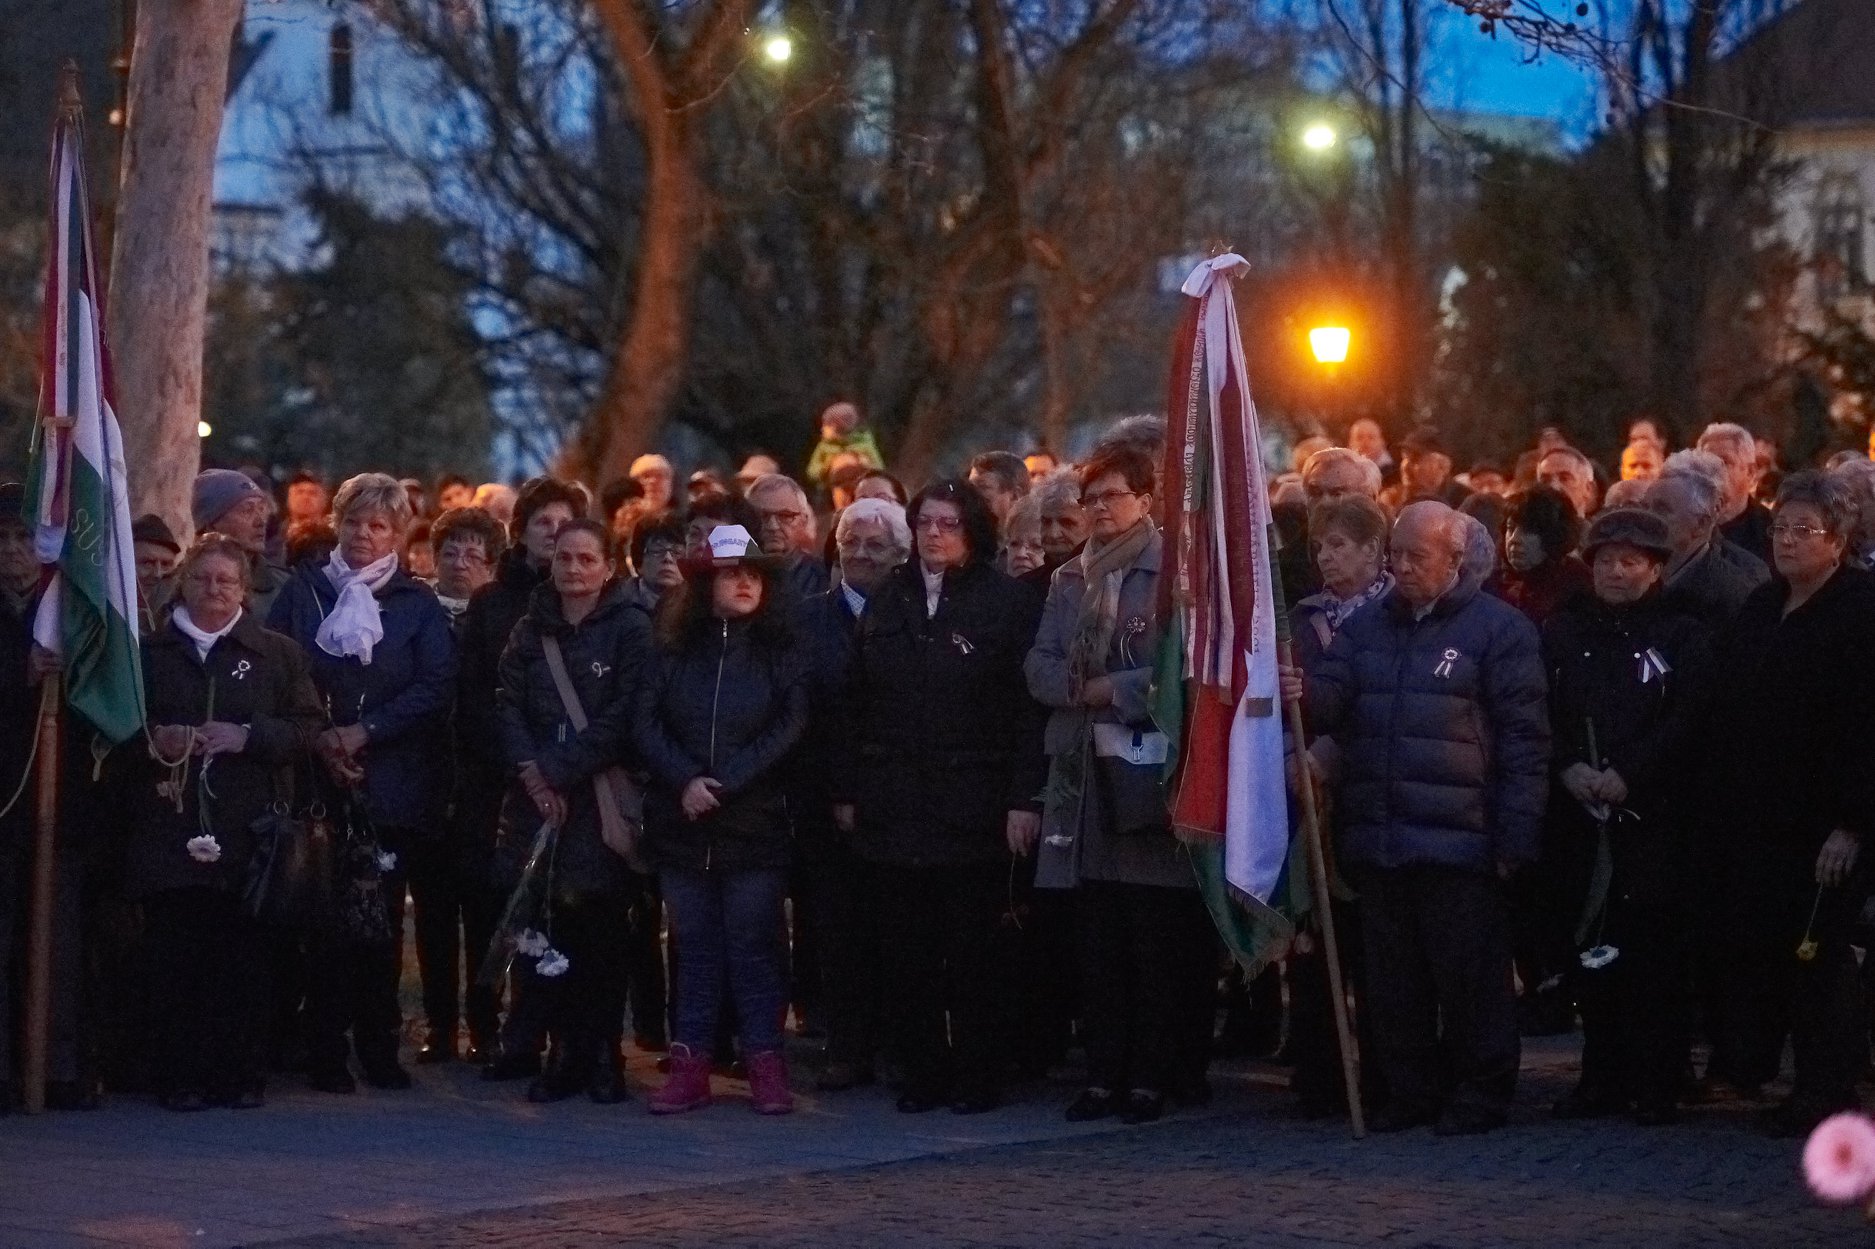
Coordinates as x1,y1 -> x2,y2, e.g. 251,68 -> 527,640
1153,253 -> 1306,974
24,67 -> 145,745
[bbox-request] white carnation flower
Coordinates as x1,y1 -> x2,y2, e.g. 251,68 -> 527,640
186,835 -> 222,864
536,948 -> 570,978
1579,944 -> 1620,971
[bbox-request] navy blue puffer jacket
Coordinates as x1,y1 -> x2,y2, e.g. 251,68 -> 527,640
1305,560 -> 1550,873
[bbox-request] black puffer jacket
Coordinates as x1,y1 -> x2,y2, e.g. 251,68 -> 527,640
634,612 -> 809,872
1306,556 -> 1551,873
836,558 -> 1046,867
494,581 -> 651,898
129,613 -> 324,899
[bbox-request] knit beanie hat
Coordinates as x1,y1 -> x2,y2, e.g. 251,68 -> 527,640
192,469 -> 267,532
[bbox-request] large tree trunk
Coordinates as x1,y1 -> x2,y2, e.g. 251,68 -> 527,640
108,0 -> 242,536
579,142 -> 710,485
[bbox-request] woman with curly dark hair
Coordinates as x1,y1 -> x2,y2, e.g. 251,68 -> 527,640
635,525 -> 809,1115
833,479 -> 1046,1114
1492,485 -> 1590,630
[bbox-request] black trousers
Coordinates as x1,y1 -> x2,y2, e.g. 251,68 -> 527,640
874,861 -> 1009,1100
1357,864 -> 1520,1115
625,876 -> 669,1045
1076,880 -> 1214,1095
405,834 -> 500,1046
306,825 -> 411,1073
1717,841 -> 1866,1105
1288,900 -> 1387,1111
539,889 -> 632,1065
0,818 -> 84,1084
143,888 -> 270,1093
803,838 -> 883,1068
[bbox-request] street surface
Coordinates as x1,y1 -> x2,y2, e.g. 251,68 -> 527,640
0,1037 -> 1861,1248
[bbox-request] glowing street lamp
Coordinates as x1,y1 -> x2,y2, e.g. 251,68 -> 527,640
196,420 -> 213,439
762,33 -> 793,64
1301,122 -> 1337,153
1309,325 -> 1351,365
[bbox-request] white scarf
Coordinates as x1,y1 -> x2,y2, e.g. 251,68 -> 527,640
316,548 -> 398,664
921,563 -> 945,618
171,605 -> 241,662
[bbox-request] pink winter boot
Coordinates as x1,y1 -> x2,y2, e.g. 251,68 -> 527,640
648,1044 -> 714,1115
746,1050 -> 794,1115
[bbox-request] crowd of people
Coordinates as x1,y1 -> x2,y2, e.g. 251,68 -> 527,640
0,398 -> 1872,1142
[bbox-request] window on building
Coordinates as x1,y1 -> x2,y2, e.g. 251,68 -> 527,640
1815,174 -> 1867,300
329,23 -> 354,117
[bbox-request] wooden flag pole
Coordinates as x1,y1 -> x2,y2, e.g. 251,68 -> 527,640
22,672 -> 63,1115
1268,539 -> 1364,1139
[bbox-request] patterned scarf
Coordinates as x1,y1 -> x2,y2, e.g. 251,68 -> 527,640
1321,571 -> 1394,636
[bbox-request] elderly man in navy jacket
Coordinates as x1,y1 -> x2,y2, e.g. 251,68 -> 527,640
1296,501 -> 1550,1135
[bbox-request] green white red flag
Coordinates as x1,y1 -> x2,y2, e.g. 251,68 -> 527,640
23,87 -> 146,745
1153,254 -> 1304,974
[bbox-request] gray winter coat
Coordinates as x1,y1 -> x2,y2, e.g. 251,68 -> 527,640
1024,532 -> 1191,891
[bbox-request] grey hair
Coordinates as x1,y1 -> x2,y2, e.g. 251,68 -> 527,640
1696,422 -> 1754,464
1030,467 -> 1083,515
1002,489 -> 1043,543
332,472 -> 414,534
1538,445 -> 1593,475
747,472 -> 812,514
1302,446 -> 1383,497
1601,478 -> 1651,511
1778,469 -> 1859,541
1660,449 -> 1727,510
835,496 -> 911,554
1827,458 -> 1875,549
1459,511 -> 1498,581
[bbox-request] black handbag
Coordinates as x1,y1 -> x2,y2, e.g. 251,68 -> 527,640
1091,724 -> 1172,837
241,801 -> 328,928
328,800 -> 394,945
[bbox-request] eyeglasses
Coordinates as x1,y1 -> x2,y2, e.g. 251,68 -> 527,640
437,545 -> 489,565
1080,489 -> 1137,510
641,543 -> 681,562
759,509 -> 808,527
1772,522 -> 1830,542
914,514 -> 963,533
185,573 -> 243,591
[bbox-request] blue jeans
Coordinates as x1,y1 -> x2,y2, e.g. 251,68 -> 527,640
659,866 -> 789,1056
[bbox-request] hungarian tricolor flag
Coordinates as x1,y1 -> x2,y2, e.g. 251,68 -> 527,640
23,81 -> 145,745
1152,254 -> 1304,975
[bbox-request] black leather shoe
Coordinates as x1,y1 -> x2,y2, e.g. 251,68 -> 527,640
527,1053 -> 585,1104
361,1059 -> 413,1091
1119,1090 -> 1165,1124
950,1087 -> 1002,1115
415,1034 -> 457,1065
161,1088 -> 208,1113
1064,1088 -> 1116,1122
228,1080 -> 267,1111
464,1040 -> 489,1066
896,1091 -> 944,1114
1633,1103 -> 1680,1127
480,1050 -> 541,1082
309,1066 -> 357,1094
1368,1101 -> 1437,1133
588,1057 -> 630,1105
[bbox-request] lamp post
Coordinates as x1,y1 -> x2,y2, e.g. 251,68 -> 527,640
762,33 -> 793,65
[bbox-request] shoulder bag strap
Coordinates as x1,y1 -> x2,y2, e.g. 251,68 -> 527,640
539,634 -> 641,861
540,634 -> 589,731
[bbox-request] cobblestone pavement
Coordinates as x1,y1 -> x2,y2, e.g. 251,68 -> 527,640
0,1038 -> 1863,1248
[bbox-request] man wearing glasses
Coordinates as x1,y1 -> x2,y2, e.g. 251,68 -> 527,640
747,473 -> 831,603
